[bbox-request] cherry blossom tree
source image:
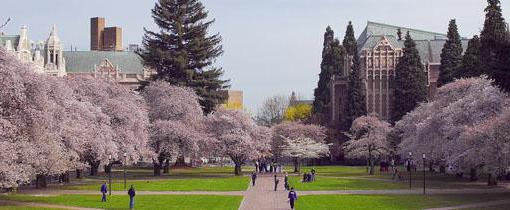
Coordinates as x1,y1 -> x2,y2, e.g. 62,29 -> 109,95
344,114 -> 392,175
272,121 -> 328,172
396,76 -> 509,184
67,77 -> 150,176
142,81 -> 206,175
207,108 -> 271,175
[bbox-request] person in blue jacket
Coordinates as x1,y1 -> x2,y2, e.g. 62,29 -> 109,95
128,185 -> 136,209
100,182 -> 107,202
288,187 -> 298,210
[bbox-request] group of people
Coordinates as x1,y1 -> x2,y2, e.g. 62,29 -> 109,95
100,182 -> 136,209
255,161 -> 283,173
302,168 -> 316,182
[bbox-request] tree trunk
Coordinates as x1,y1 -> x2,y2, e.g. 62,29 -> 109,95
439,165 -> 446,174
153,160 -> 162,176
488,173 -> 498,186
163,159 -> 170,174
76,169 -> 82,179
428,161 -> 433,172
59,172 -> 70,183
293,158 -> 300,173
35,174 -> 48,189
104,164 -> 112,174
470,168 -> 478,181
174,156 -> 186,167
89,161 -> 100,176
234,163 -> 242,176
368,147 -> 374,175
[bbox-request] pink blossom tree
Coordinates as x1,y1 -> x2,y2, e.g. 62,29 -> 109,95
397,76 -> 509,184
142,81 -> 206,175
207,108 -> 271,175
272,121 -> 328,172
344,114 -> 392,175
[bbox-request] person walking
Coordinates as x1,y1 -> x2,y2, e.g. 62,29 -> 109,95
251,172 -> 257,186
100,182 -> 108,202
284,172 -> 289,191
288,187 -> 298,210
128,185 -> 136,209
274,175 -> 280,191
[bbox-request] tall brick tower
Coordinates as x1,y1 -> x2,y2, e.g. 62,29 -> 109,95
90,17 -> 105,51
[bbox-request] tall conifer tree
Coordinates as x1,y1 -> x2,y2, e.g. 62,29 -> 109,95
458,35 -> 482,78
438,19 -> 463,86
392,32 -> 428,122
343,21 -> 357,56
345,46 -> 367,127
139,0 -> 229,114
480,0 -> 510,91
313,26 -> 345,123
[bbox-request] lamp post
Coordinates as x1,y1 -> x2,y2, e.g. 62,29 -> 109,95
123,153 -> 127,190
422,153 -> 426,195
409,152 -> 412,189
108,154 -> 112,196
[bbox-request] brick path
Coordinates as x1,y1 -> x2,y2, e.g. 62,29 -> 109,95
239,174 -> 290,210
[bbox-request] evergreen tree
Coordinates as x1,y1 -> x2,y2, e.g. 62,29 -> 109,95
345,46 -> 367,127
457,35 -> 482,78
343,21 -> 357,56
139,0 -> 229,114
392,32 -> 428,122
313,26 -> 345,123
438,19 -> 463,86
480,0 -> 510,91
397,28 -> 403,41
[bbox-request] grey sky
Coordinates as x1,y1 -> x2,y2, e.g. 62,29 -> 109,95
1,0 -> 508,113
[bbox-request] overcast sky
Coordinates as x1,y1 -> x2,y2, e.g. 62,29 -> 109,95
1,0 -> 509,113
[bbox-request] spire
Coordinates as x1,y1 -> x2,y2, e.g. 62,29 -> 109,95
50,24 -> 57,36
45,24 -> 61,49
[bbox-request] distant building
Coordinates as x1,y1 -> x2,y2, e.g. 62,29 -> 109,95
221,90 -> 243,109
330,21 -> 469,129
128,44 -> 140,52
289,91 -> 313,106
0,25 -> 66,76
90,17 -> 123,51
1,24 -> 153,88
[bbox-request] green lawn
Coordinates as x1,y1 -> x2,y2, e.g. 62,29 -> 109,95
0,194 -> 242,210
294,166 -> 369,177
287,176 -> 406,191
65,176 -> 249,191
296,194 -> 510,210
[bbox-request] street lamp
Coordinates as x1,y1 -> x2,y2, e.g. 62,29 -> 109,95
108,154 -> 112,196
123,153 -> 127,190
409,152 -> 412,189
422,153 -> 426,195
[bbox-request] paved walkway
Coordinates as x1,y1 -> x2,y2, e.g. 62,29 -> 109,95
239,174 -> 289,210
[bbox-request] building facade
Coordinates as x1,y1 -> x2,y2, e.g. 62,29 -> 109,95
1,25 -> 152,88
331,21 -> 468,129
90,17 -> 123,51
0,25 -> 66,76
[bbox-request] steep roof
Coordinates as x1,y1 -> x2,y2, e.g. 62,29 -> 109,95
63,51 -> 144,74
357,21 -> 469,64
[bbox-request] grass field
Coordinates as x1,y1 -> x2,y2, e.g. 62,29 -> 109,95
65,176 -> 249,191
0,206 -> 61,210
0,194 -> 243,210
295,194 -> 510,210
287,176 -> 406,191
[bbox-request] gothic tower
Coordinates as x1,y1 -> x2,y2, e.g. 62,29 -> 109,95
44,25 -> 66,76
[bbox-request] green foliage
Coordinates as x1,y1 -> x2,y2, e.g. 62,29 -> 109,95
313,26 -> 345,122
345,46 -> 367,129
391,32 -> 428,122
343,21 -> 357,56
480,0 -> 510,92
139,0 -> 229,114
458,35 -> 482,78
284,104 -> 312,122
0,194 -> 242,210
438,19 -> 463,86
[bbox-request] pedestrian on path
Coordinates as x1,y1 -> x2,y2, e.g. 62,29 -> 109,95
128,185 -> 136,209
284,172 -> 289,190
288,187 -> 298,210
100,182 -> 107,202
274,175 -> 280,191
251,172 -> 257,186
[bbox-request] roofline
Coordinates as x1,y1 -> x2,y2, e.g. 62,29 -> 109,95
367,21 -> 447,36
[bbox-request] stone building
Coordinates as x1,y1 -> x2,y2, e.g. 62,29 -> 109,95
1,25 -> 152,88
0,25 -> 66,77
330,21 -> 468,129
